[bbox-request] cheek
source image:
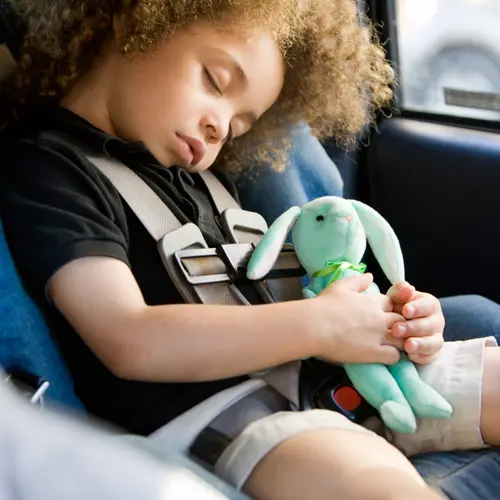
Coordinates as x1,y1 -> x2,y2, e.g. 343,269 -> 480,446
123,60 -> 191,117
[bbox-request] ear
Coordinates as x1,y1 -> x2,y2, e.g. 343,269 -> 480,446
349,200 -> 405,284
247,206 -> 301,280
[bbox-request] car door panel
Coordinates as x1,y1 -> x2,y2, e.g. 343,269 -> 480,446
364,117 -> 500,303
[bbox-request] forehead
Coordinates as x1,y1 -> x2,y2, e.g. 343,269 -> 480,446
186,21 -> 283,61
186,22 -> 285,113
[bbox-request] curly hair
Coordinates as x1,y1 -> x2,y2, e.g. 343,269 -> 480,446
2,0 -> 394,171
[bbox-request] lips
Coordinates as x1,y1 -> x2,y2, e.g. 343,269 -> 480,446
176,133 -> 207,166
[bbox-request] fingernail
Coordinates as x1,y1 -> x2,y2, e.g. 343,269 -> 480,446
395,324 -> 406,337
407,339 -> 420,353
406,305 -> 415,318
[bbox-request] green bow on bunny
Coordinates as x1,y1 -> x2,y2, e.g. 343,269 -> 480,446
246,196 -> 453,434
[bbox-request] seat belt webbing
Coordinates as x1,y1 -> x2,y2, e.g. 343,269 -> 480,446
87,154 -> 240,241
87,154 -> 182,241
199,170 -> 240,214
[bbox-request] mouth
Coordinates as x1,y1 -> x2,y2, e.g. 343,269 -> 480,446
175,133 -> 207,167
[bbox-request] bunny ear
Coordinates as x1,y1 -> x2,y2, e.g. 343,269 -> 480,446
247,206 -> 301,280
349,200 -> 405,284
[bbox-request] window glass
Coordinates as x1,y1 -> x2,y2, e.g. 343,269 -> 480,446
396,0 -> 500,120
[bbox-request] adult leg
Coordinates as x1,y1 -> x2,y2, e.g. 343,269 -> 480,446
441,294 -> 500,343
412,449 -> 500,499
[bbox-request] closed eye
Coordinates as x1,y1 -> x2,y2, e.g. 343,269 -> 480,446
204,68 -> 222,96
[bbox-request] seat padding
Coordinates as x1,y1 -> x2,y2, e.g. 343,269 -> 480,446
0,218 -> 84,410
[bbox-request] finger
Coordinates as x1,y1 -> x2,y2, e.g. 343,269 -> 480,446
381,334 -> 405,351
378,295 -> 394,313
392,316 -> 441,338
386,281 -> 416,305
331,273 -> 373,293
405,334 -> 444,356
403,295 -> 440,320
393,303 -> 404,315
385,312 -> 406,328
377,345 -> 401,366
408,352 -> 439,365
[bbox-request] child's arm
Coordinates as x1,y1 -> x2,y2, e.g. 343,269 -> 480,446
48,256 -> 404,383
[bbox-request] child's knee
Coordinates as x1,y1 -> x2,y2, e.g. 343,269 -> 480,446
241,426 -> 428,500
214,409 -> 376,489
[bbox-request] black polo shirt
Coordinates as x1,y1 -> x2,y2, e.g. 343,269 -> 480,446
0,103 -> 247,435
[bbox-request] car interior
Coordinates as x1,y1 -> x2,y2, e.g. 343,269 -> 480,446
2,0 -> 500,498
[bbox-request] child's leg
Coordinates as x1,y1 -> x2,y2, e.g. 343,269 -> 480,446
243,426 -> 441,500
388,336 -> 498,456
479,346 -> 500,444
213,407 -> 440,500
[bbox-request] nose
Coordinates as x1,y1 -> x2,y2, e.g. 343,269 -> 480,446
201,114 -> 230,145
344,215 -> 352,222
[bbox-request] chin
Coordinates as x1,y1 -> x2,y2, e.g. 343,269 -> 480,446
153,148 -> 176,169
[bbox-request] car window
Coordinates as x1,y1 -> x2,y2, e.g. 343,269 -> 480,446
396,0 -> 500,121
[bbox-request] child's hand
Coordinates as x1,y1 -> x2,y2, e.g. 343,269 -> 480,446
387,282 -> 445,365
315,274 -> 406,366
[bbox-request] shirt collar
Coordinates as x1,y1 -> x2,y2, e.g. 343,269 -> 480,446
20,101 -> 159,165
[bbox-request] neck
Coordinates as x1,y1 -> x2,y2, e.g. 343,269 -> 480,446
59,51 -> 116,136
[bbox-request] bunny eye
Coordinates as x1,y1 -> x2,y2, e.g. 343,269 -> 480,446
316,215 -> 325,222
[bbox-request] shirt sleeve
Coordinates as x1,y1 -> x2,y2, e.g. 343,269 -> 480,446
0,137 -> 131,296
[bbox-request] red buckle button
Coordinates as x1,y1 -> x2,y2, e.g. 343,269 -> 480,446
333,386 -> 362,412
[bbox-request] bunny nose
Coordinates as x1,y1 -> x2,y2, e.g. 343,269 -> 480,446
344,215 -> 352,222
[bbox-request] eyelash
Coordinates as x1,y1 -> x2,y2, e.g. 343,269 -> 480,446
204,68 -> 222,96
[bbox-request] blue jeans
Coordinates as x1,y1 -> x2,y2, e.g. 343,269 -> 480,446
236,124 -> 500,499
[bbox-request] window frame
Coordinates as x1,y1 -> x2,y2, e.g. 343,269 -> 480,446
365,0 -> 500,134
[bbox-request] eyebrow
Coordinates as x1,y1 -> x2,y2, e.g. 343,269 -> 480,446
231,58 -> 247,87
213,49 -> 258,124
215,48 -> 247,86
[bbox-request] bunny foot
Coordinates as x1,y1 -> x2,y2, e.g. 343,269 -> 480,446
404,382 -> 454,420
379,401 -> 418,434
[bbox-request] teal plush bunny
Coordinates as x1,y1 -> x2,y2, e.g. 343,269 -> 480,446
246,197 -> 453,434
